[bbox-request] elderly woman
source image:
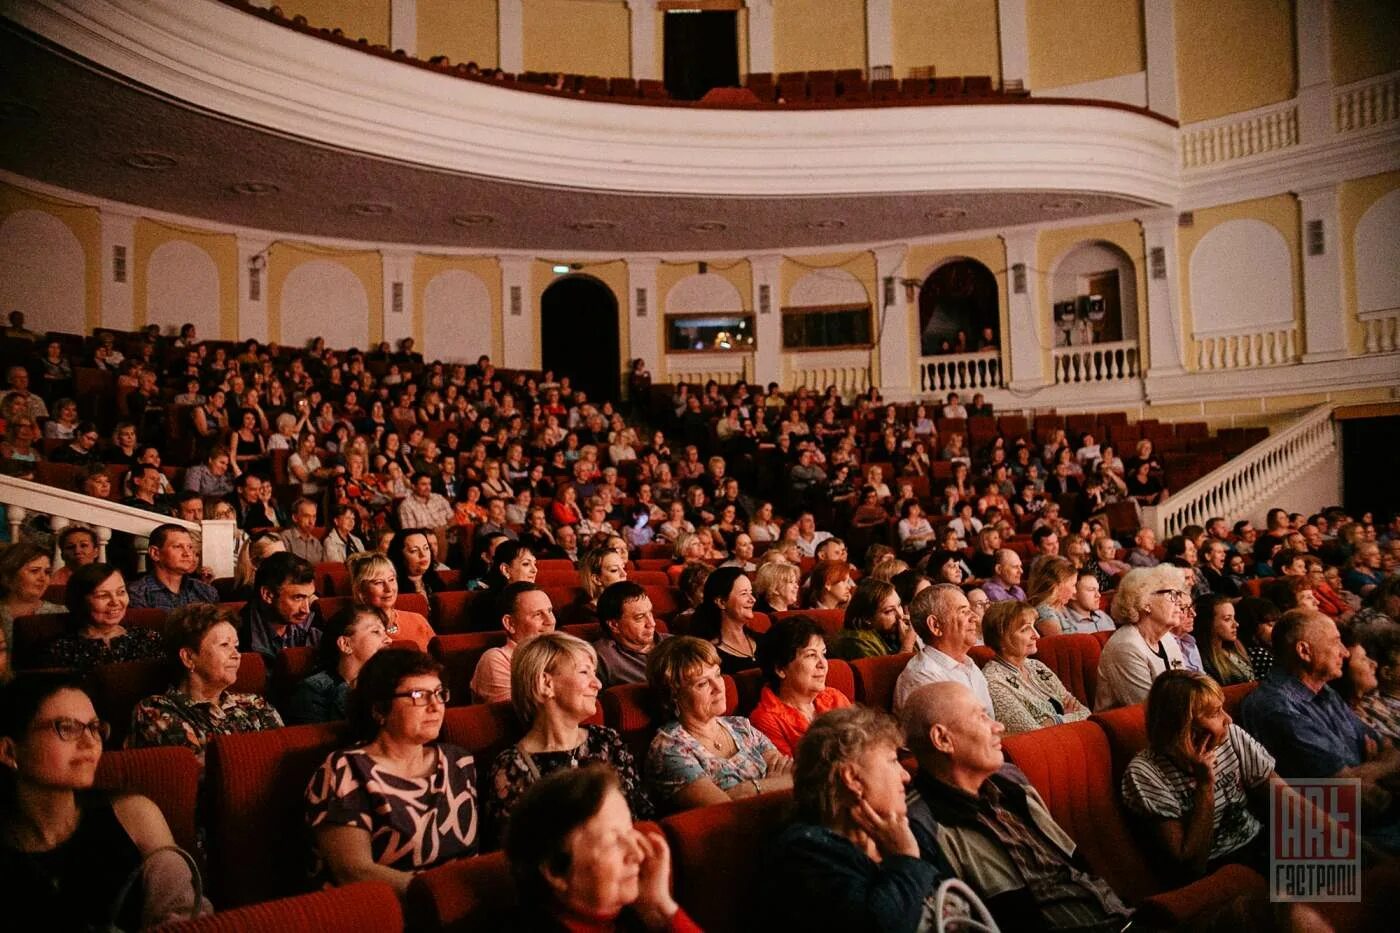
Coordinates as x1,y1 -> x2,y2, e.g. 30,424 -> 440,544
644,636 -> 793,813
284,605 -> 394,725
0,543 -> 64,646
1095,565 -> 1189,711
42,563 -> 163,672
687,567 -> 760,675
349,552 -> 436,650
1028,557 -> 1081,636
505,765 -> 692,931
0,676 -> 208,928
754,560 -> 800,615
126,604 -> 283,763
568,546 -> 628,625
1193,595 -> 1254,687
305,648 -> 479,894
828,578 -> 916,661
487,632 -> 650,844
1121,670 -> 1277,877
763,706 -> 948,932
749,616 -> 853,756
800,560 -> 856,611
981,601 -> 1088,734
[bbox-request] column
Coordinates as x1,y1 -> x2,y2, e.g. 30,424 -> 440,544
498,0 -> 525,74
1297,185 -> 1348,362
99,210 -> 137,332
865,0 -> 893,73
997,0 -> 1029,90
1001,231 -> 1045,391
627,258 -> 660,387
626,0 -> 658,81
236,235 -> 272,343
1295,0 -> 1333,144
499,254 -> 536,369
380,251 -> 415,349
1140,216 -> 1187,377
749,254 -> 783,387
1143,0 -> 1179,120
390,0 -> 417,55
746,0 -> 774,76
872,245 -> 912,400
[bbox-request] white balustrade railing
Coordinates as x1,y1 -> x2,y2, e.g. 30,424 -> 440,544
1193,325 -> 1299,371
1180,101 -> 1298,169
0,474 -> 237,577
1051,340 -> 1139,385
667,354 -> 751,388
919,351 -> 1005,394
1142,404 -> 1335,539
1360,308 -> 1400,355
785,361 -> 871,398
1334,71 -> 1400,133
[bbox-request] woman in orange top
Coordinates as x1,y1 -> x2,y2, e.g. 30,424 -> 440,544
348,552 -> 435,651
749,615 -> 851,756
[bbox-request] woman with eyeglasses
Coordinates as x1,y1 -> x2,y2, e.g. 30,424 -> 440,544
0,675 -> 208,928
305,647 -> 479,894
1094,565 -> 1188,712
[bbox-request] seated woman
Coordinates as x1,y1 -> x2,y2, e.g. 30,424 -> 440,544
1027,557 -> 1081,636
763,706 -> 949,932
749,616 -> 853,756
800,560 -> 855,611
566,546 -> 628,626
349,552 -> 435,650
487,632 -> 650,844
1121,670 -> 1277,878
305,648 -> 479,894
505,765 -> 695,932
828,578 -> 916,661
283,605 -> 394,725
0,542 -> 64,647
126,604 -> 283,764
1331,626 -> 1393,741
644,636 -> 793,813
0,676 -> 208,928
685,567 -> 760,675
753,560 -> 800,615
981,601 -> 1089,734
42,563 -> 163,672
1193,595 -> 1255,687
1234,596 -> 1279,679
389,527 -> 446,601
467,541 -> 541,630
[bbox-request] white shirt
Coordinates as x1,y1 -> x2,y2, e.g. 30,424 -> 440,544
894,645 -> 994,716
793,530 -> 832,559
1094,623 -> 1185,712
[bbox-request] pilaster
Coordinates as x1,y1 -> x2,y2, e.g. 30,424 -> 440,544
499,254 -> 536,369
749,253 -> 783,388
626,0 -> 658,81
390,0 -> 417,56
1143,0 -> 1179,119
745,0 -> 774,76
99,209 -> 137,332
626,257 -> 661,388
1140,216 -> 1187,377
872,245 -> 912,400
865,0 -> 893,74
1297,185 -> 1348,362
498,0 -> 524,75
380,251 -> 415,350
997,0 -> 1028,89
235,235 -> 272,343
1001,231 -> 1046,391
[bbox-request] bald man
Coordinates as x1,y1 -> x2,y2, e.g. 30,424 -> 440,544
894,583 -> 992,716
901,682 -> 1131,933
981,549 -> 1026,603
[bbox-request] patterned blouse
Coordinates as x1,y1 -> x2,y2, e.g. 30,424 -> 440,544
646,716 -> 777,812
126,687 -> 284,764
42,628 -> 165,673
487,725 -> 651,845
305,743 -> 480,876
1357,692 -> 1400,742
983,657 -> 1090,735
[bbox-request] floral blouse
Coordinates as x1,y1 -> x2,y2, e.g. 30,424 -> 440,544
983,657 -> 1090,735
43,628 -> 165,673
487,725 -> 651,845
126,687 -> 283,764
306,743 -> 479,877
646,716 -> 776,812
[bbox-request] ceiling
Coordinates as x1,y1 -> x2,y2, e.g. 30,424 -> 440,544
0,23 -> 1158,254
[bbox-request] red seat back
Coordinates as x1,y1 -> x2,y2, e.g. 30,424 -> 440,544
969,645 -> 996,667
728,659 -> 855,716
162,881 -> 401,933
602,678 -> 737,763
440,701 -> 526,764
11,612 -> 68,667
1033,632 -> 1103,707
768,607 -> 844,637
125,607 -> 171,631
849,652 -> 913,712
271,646 -> 320,702
95,746 -> 201,856
406,851 -> 514,931
641,584 -> 679,620
317,565 -> 350,596
92,654 -> 267,747
316,594 -> 429,625
432,590 -> 479,634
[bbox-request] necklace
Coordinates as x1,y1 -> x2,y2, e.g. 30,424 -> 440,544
719,635 -> 753,658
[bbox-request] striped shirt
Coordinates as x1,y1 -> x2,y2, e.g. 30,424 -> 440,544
1120,724 -> 1274,863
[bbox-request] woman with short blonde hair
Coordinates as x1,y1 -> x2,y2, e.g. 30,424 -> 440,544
1026,556 -> 1080,636
1096,565 -> 1188,711
348,552 -> 435,650
754,560 -> 800,615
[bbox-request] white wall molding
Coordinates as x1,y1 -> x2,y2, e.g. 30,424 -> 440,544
1144,352 -> 1400,405
497,0 -> 524,74
389,0 -> 416,56
1143,0 -> 1178,120
626,0 -> 658,81
996,0 -> 1028,89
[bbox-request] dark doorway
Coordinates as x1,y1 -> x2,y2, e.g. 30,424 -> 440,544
919,259 -> 1000,356
541,275 -> 620,403
1341,415 -> 1400,519
664,10 -> 739,101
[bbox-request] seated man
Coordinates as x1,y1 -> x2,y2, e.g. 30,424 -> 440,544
982,549 -> 1027,603
592,581 -> 668,688
281,497 -> 326,565
237,551 -> 321,660
903,682 -> 1134,933
469,582 -> 556,703
894,583 -> 993,716
127,524 -> 220,610
1126,527 -> 1160,568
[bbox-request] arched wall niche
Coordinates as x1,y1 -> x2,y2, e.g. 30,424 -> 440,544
787,268 -> 869,307
422,269 -> 492,363
918,256 -> 1000,356
146,240 -> 221,342
1047,240 -> 1139,346
1354,189 -> 1400,315
1188,219 -> 1294,337
0,209 -> 86,335
280,259 -> 370,350
665,272 -> 744,313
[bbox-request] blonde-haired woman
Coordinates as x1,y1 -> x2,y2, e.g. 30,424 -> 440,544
485,632 -> 650,844
1027,557 -> 1080,636
348,552 -> 435,650
568,546 -> 628,624
1095,565 -> 1188,711
754,560 -> 800,615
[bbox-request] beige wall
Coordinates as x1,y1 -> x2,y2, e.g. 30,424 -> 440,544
1027,0 -> 1144,90
1175,0 -> 1296,123
772,0 -> 867,73
522,0 -> 630,76
891,0 -> 1000,80
282,0 -> 391,46
1338,170 -> 1400,354
417,0 -> 499,69
267,243 -> 384,347
1329,0 -> 1400,85
0,183 -> 103,333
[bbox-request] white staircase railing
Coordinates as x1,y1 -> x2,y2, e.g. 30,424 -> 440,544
0,475 -> 238,577
1141,404 -> 1336,539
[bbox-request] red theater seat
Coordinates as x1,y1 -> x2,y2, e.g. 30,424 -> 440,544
641,584 -> 679,620
432,589 -> 479,633
95,746 -> 201,856
406,851 -> 515,931
849,652 -> 913,711
768,607 -> 843,637
271,646 -> 319,703
162,881 -> 402,933
603,678 -> 737,763
92,654 -> 268,747
429,631 -> 508,704
730,658 -> 854,714
1032,632 -> 1103,707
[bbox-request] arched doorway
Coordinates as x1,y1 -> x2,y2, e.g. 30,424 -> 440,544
919,259 -> 999,356
1050,240 -> 1138,347
541,275 -> 620,403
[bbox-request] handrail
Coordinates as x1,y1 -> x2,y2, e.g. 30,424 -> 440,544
0,474 -> 238,577
1141,405 -> 1335,538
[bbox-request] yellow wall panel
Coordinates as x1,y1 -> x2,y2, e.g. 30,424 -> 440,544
1338,170 -> 1400,354
131,220 -> 239,338
1027,0 -> 1144,89
1330,0 -> 1400,85
417,0 -> 499,69
283,0 -> 390,46
1175,0 -> 1296,123
267,243 -> 384,345
413,254 -> 503,359
523,0 -> 630,76
0,183 -> 102,332
892,0 -> 1000,80
772,0 -> 866,73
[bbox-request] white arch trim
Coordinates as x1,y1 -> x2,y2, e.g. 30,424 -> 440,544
1189,219 -> 1294,337
0,209 -> 86,335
